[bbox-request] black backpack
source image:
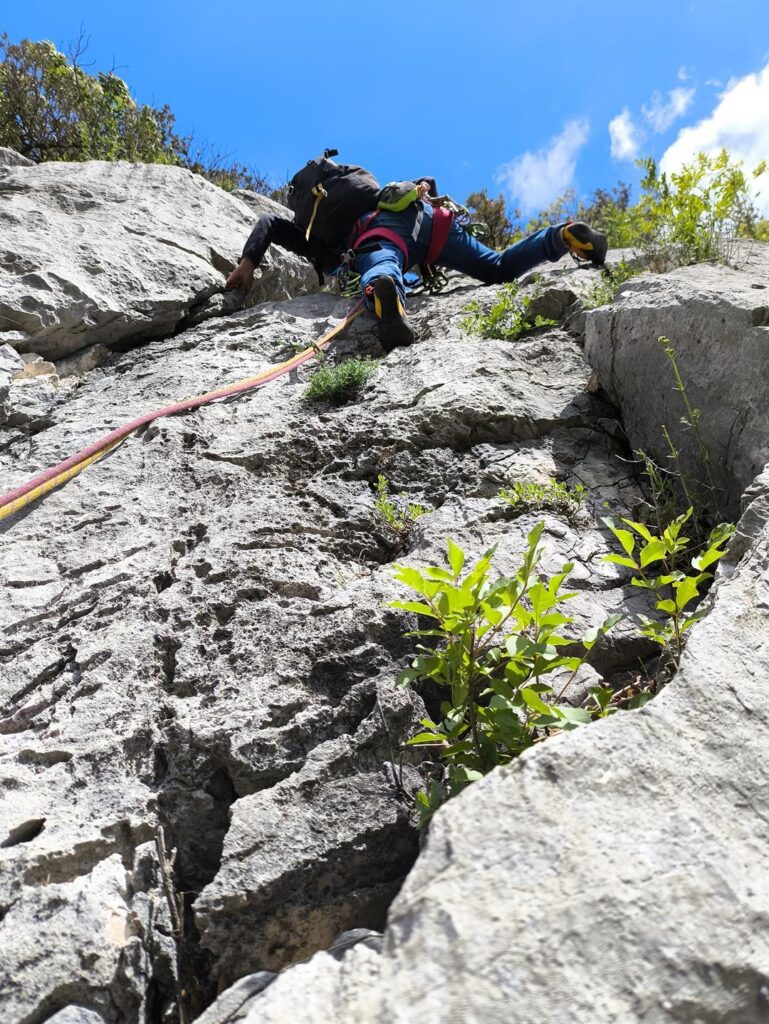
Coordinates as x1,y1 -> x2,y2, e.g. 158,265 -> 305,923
286,149 -> 381,250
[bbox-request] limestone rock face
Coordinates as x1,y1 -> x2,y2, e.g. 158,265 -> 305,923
200,247 -> 769,1024
0,146 -> 34,167
0,342 -> 24,423
0,253 -> 651,1021
233,188 -> 292,219
5,212 -> 769,1024
0,160 -> 316,360
221,489 -> 769,1024
585,244 -> 769,517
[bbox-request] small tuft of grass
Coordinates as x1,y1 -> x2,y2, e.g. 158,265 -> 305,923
374,475 -> 431,536
499,478 -> 587,520
580,260 -> 639,310
304,356 -> 380,405
461,282 -> 558,341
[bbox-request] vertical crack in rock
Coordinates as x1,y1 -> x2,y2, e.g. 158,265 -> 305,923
154,739 -> 239,1018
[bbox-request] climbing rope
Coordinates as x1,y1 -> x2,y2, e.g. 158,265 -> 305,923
0,300 -> 364,523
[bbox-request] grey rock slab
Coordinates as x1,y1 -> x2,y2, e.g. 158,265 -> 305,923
17,352 -> 58,378
0,342 -> 24,424
0,854 -> 148,1023
195,730 -> 421,986
56,343 -> 111,378
5,373 -> 61,430
0,146 -> 34,167
232,188 -> 293,219
192,971 -> 276,1024
42,1008 -> 108,1024
1,270 -> 649,1019
585,249 -> 769,516
228,482 -> 769,1023
0,160 -> 316,359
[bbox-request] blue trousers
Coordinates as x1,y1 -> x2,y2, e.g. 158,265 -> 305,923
353,202 -> 567,309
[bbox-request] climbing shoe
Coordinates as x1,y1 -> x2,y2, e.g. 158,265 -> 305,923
369,276 -> 416,352
561,222 -> 608,268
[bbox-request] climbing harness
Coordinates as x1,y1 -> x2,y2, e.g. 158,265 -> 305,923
0,301 -> 364,523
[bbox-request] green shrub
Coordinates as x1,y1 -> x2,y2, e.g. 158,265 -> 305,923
464,188 -> 521,249
580,259 -> 639,309
499,479 -> 586,520
461,282 -> 558,341
391,527 -> 621,822
524,183 -> 632,238
304,356 -> 379,405
515,150 -> 767,267
603,510 -> 733,670
609,151 -> 764,265
0,33 -> 273,192
0,34 -> 181,164
374,475 -> 430,536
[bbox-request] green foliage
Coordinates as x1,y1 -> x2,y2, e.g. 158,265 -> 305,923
391,528 -> 621,822
461,282 -> 558,341
0,34 -> 273,192
524,183 -> 632,238
631,336 -> 722,542
603,511 -> 733,668
517,151 -> 767,267
659,335 -> 721,519
580,259 -> 639,309
499,478 -> 586,520
0,34 -> 181,163
464,188 -> 520,249
304,356 -> 379,405
609,151 -> 763,264
374,475 -> 430,536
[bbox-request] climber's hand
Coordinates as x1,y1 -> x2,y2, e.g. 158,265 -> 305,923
417,180 -> 431,200
225,257 -> 255,292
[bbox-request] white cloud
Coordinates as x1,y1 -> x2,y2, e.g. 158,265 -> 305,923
678,66 -> 691,82
660,61 -> 769,213
608,82 -> 696,163
642,87 -> 696,133
609,109 -> 641,160
495,118 -> 589,212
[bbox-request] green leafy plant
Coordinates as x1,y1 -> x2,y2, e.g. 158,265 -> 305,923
464,188 -> 521,249
0,33 -> 274,192
499,478 -> 587,520
461,282 -> 558,341
603,510 -> 733,669
580,259 -> 639,309
630,335 -> 723,546
611,151 -> 764,266
391,527 -> 621,821
518,151 -> 768,265
304,356 -> 379,405
374,475 -> 430,536
658,335 -> 721,519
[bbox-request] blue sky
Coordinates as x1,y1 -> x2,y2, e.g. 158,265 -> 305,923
4,0 -> 769,213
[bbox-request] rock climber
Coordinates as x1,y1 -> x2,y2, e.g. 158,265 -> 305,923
224,152 -> 608,352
